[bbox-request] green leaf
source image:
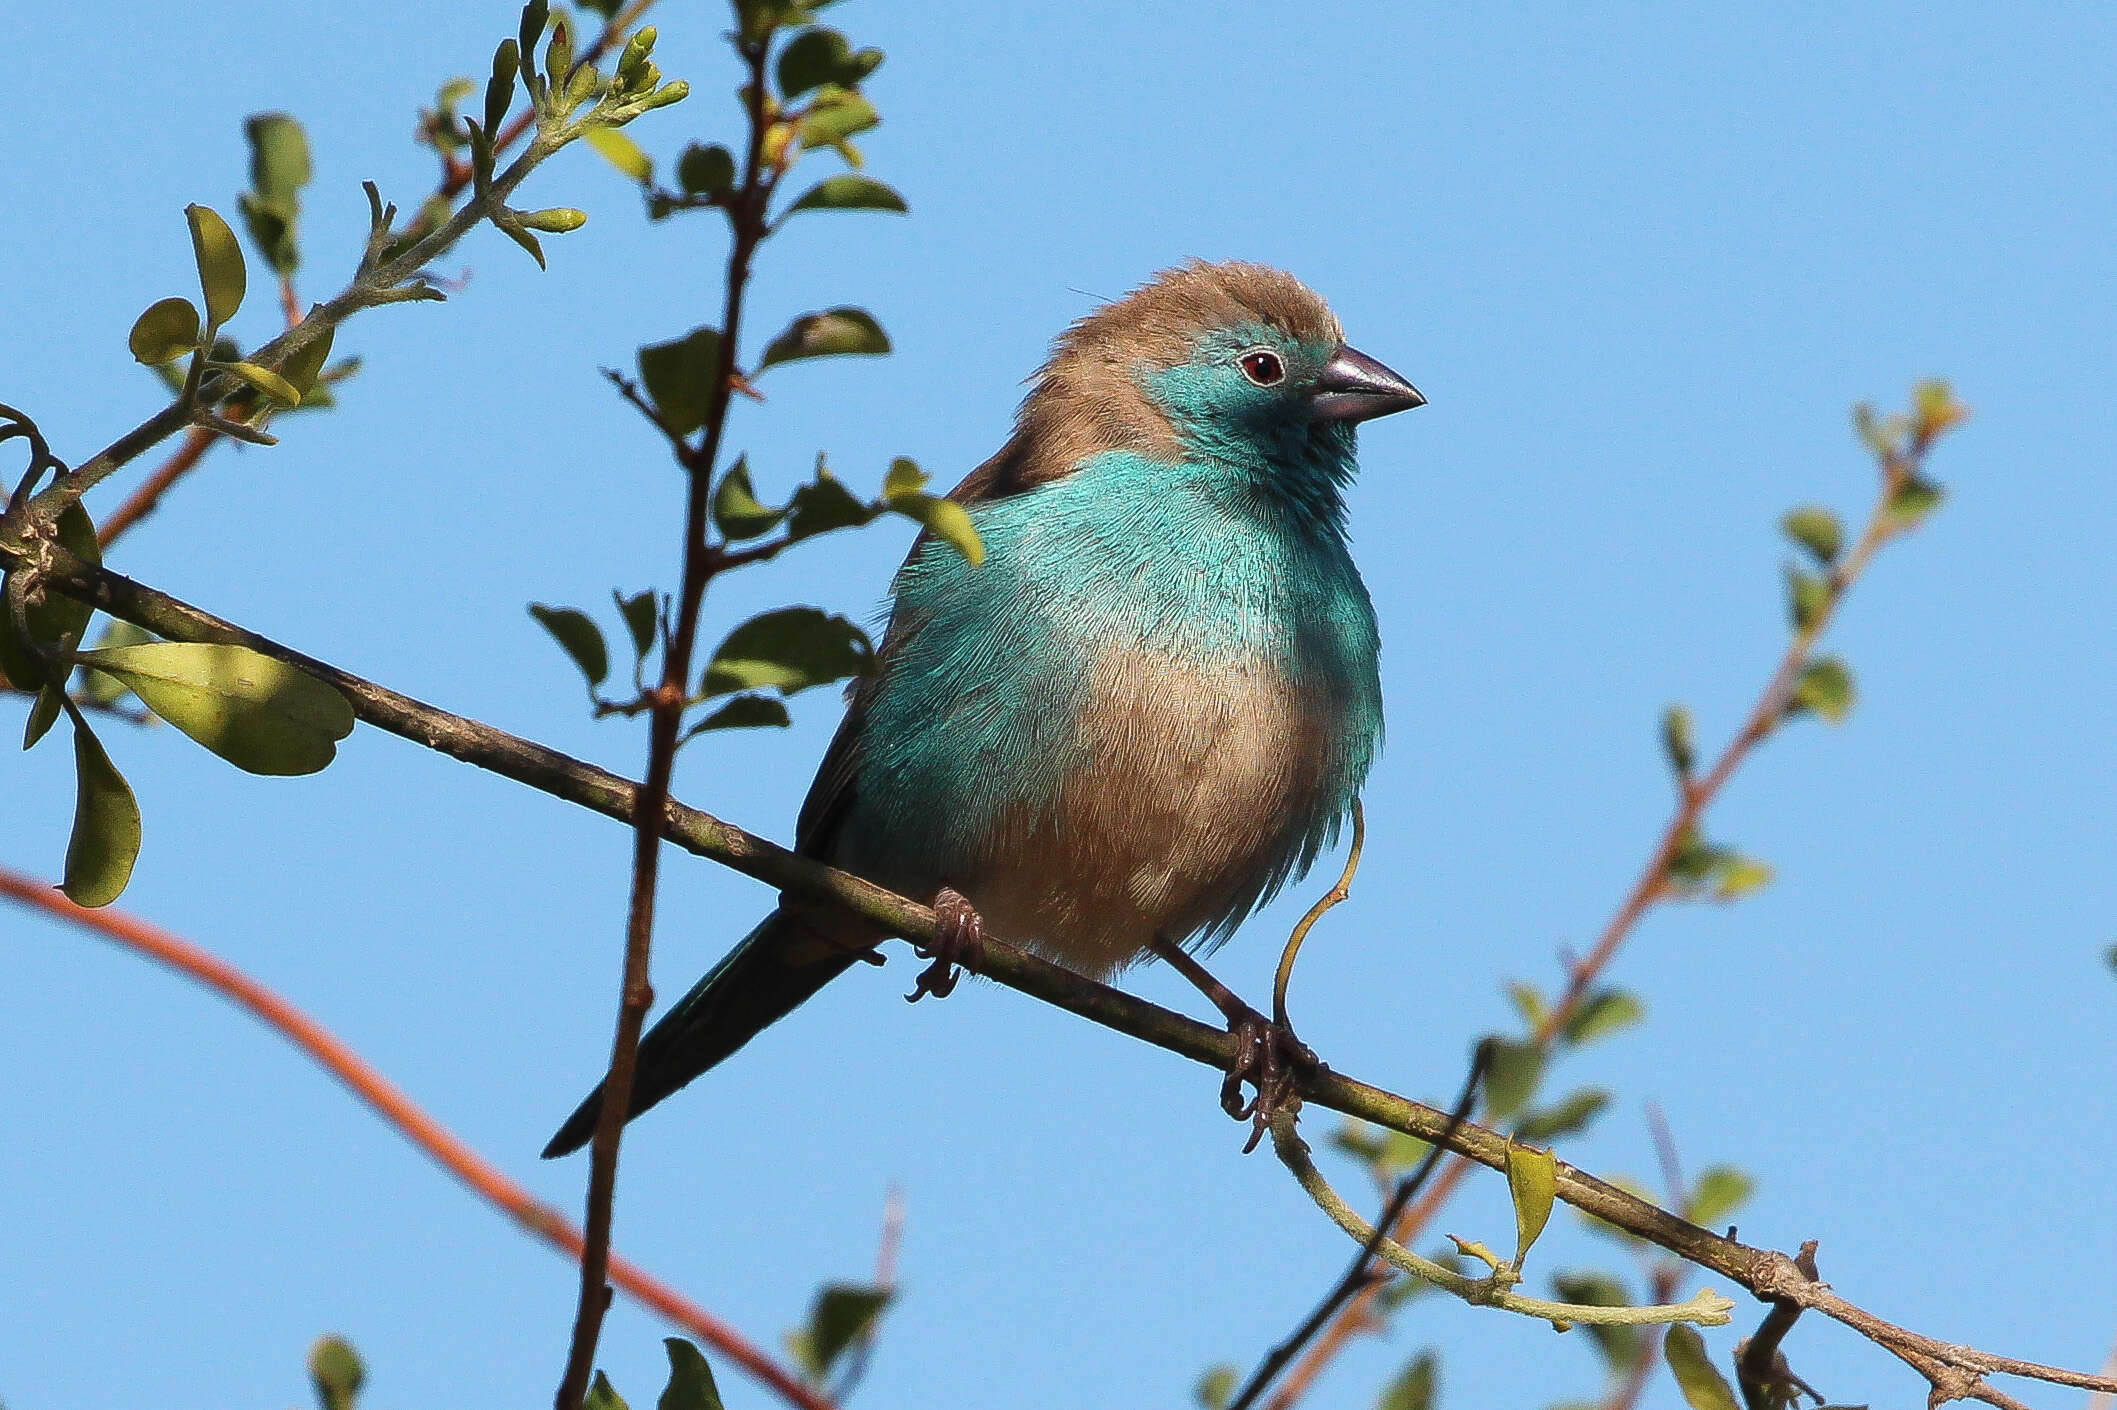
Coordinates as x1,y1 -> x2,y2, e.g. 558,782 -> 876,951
677,142 -> 736,197
1194,1363 -> 1238,1410
1664,1326 -> 1741,1410
1328,1118 -> 1388,1165
185,204 -> 246,329
1709,853 -> 1774,901
219,360 -> 302,407
782,173 -> 906,218
519,207 -> 589,233
881,456 -> 927,497
62,710 -> 141,907
1506,980 -> 1549,1032
788,1282 -> 893,1380
798,87 -> 880,150
1781,505 -> 1843,565
1786,656 -> 1855,724
308,1336 -> 365,1410
712,457 -> 787,540
1660,703 -> 1694,776
584,1370 -> 629,1410
758,307 -> 889,371
493,212 -> 546,269
529,604 -> 609,688
1550,1272 -> 1641,1369
703,607 -> 872,697
1785,567 -> 1829,633
687,693 -> 791,734
129,297 -> 201,365
615,589 -> 658,662
1483,1038 -> 1542,1122
1506,1141 -> 1558,1267
1885,475 -> 1945,529
1563,988 -> 1645,1047
586,126 -> 653,182
486,38 -> 520,139
786,468 -> 877,539
657,1339 -> 725,1410
1514,1087 -> 1611,1142
245,112 -> 312,200
281,324 -> 337,400
887,493 -> 984,565
80,642 -> 355,775
637,326 -> 723,437
77,620 -> 155,707
518,0 -> 552,80
1377,1351 -> 1438,1410
1684,1165 -> 1756,1229
25,682 -> 63,749
778,28 -> 881,98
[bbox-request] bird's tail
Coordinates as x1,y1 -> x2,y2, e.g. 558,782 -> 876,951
541,906 -> 865,1158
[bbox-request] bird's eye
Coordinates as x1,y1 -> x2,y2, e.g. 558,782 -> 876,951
1239,349 -> 1285,386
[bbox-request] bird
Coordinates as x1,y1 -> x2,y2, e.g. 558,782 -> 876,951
544,260 -> 1423,1158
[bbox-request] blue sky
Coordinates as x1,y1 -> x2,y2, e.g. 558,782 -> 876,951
4,3 -> 2114,1409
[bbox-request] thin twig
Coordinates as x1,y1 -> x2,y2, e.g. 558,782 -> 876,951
1263,428 -> 1945,1410
0,864 -> 832,1410
9,546 -> 2113,1407
1271,801 -> 1363,1030
554,35 -> 779,1410
1226,1043 -> 1487,1410
1268,1107 -> 1735,1330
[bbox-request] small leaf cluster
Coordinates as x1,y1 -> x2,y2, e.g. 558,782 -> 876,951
128,204 -> 338,423
603,4 -> 902,225
134,114 -> 361,416
459,5 -> 689,271
1,467 -> 353,904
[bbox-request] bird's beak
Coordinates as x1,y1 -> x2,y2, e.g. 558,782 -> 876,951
1308,344 -> 1426,423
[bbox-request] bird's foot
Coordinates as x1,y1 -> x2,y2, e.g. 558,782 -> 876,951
1221,1006 -> 1320,1154
906,886 -> 986,1002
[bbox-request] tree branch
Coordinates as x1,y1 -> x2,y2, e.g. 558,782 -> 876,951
555,33 -> 778,1410
9,549 -> 2111,1407
0,864 -> 832,1410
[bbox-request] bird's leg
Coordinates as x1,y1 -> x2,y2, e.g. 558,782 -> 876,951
1147,935 -> 1319,1152
906,885 -> 987,1003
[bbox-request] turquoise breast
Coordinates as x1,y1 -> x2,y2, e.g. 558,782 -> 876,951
835,449 -> 1382,974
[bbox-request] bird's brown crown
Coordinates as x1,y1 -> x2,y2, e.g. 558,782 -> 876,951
954,262 -> 1343,503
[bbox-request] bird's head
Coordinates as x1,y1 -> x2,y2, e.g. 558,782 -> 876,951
1000,261 -> 1422,517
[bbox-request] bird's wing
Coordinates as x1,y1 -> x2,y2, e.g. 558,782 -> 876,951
793,435 -> 1056,858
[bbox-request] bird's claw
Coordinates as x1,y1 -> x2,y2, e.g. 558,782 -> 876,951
907,885 -> 986,1002
1220,1008 -> 1319,1153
